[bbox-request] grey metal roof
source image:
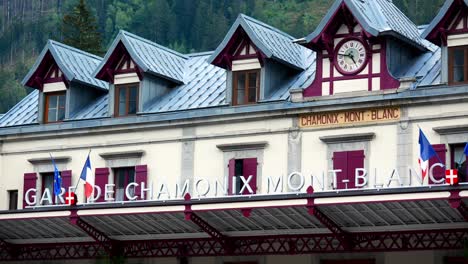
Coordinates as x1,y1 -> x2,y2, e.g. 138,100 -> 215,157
392,35 -> 441,88
208,14 -> 306,70
304,0 -> 432,51
22,40 -> 108,90
0,90 -> 38,127
0,14 -> 443,128
94,30 -> 188,84
421,0 -> 468,40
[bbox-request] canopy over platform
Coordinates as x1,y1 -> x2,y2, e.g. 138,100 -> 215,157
0,186 -> 467,261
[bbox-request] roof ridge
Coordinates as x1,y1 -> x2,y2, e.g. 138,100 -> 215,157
239,13 -> 296,40
48,40 -> 103,61
187,51 -> 214,57
120,30 -> 189,60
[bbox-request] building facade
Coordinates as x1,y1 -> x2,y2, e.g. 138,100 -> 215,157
0,0 -> 467,263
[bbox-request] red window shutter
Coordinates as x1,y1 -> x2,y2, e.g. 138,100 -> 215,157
332,152 -> 348,189
23,172 -> 37,208
135,165 -> 147,200
228,159 -> 235,195
347,150 -> 365,189
95,168 -> 109,202
61,170 -> 72,192
242,158 -> 257,195
429,144 -> 447,184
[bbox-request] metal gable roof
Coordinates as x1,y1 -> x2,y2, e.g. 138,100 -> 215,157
208,14 -> 306,71
303,0 -> 431,51
94,30 -> 188,84
422,0 -> 468,41
21,40 -> 108,90
0,18 -> 443,128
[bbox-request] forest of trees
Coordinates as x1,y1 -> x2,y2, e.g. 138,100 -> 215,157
0,0 -> 446,113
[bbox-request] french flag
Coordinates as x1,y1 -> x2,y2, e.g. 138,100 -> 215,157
80,155 -> 94,198
418,128 -> 437,180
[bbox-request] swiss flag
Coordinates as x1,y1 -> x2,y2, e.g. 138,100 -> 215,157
445,169 -> 458,185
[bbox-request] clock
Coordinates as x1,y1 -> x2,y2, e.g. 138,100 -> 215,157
335,38 -> 368,75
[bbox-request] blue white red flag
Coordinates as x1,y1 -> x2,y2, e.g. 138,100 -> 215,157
80,154 -> 94,198
464,142 -> 468,156
418,128 -> 437,180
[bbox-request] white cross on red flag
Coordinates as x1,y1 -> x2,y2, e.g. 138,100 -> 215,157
445,169 -> 458,185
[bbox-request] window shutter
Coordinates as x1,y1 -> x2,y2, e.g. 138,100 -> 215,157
429,144 -> 447,184
332,152 -> 348,189
95,168 -> 109,202
228,159 -> 235,195
242,158 -> 258,195
23,172 -> 37,208
347,150 -> 365,189
135,165 -> 147,200
61,170 -> 72,192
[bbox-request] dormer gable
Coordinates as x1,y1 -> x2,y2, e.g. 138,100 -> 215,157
423,0 -> 468,85
94,31 -> 189,116
208,14 -> 306,105
422,0 -> 468,46
21,40 -> 107,124
297,0 -> 429,98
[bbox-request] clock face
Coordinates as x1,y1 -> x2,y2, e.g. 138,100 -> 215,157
335,38 -> 368,75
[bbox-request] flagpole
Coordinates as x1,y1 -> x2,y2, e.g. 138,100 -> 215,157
73,149 -> 92,192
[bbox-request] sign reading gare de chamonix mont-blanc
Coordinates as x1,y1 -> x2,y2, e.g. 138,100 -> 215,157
2,0 -> 468,262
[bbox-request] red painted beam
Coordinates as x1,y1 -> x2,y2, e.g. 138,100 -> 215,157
306,186 -> 351,249
449,190 -> 468,221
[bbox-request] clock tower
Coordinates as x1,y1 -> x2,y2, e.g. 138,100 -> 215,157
298,0 -> 428,98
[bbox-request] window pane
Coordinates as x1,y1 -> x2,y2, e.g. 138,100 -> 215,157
454,66 -> 465,82
236,73 -> 246,105
115,169 -> 126,201
48,95 -> 58,109
58,94 -> 66,108
58,107 -> 65,121
119,87 -> 127,116
9,190 -> 18,210
42,174 -> 54,205
454,49 -> 465,66
128,87 -> 138,114
47,109 -> 57,122
248,72 -> 258,103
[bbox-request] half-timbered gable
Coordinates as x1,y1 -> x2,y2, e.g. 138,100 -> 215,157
297,0 -> 432,98
20,40 -> 107,124
94,31 -> 188,116
208,14 -> 308,105
423,0 -> 468,85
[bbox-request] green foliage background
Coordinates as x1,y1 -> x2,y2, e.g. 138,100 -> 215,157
0,0 -> 445,113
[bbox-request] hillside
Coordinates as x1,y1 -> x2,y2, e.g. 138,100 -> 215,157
0,0 -> 445,113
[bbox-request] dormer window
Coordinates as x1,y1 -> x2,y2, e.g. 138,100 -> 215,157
233,70 -> 260,105
44,92 -> 66,123
115,83 -> 138,117
448,46 -> 468,84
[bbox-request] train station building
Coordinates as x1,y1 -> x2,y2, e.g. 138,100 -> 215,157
0,0 -> 467,263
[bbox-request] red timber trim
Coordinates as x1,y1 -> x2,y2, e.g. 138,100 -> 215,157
449,190 -> 468,221
380,41 -> 400,90
134,165 -> 147,200
96,42 -> 143,84
23,172 -> 37,208
303,50 -> 323,97
25,51 -> 69,90
211,27 -> 266,69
